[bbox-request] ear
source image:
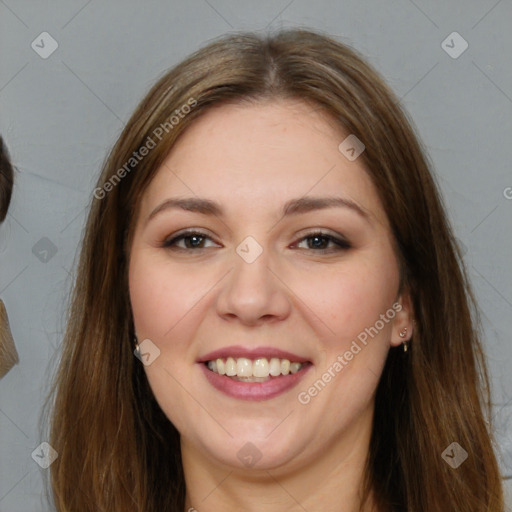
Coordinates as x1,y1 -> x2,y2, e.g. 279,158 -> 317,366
389,289 -> 414,348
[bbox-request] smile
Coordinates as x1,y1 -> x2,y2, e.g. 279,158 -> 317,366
206,357 -> 305,380
198,346 -> 312,401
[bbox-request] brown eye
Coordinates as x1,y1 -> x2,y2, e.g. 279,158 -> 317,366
163,230 -> 219,250
294,232 -> 351,252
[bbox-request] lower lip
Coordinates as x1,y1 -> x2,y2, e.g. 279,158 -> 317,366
199,363 -> 312,401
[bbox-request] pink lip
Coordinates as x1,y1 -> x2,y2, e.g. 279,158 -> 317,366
199,362 -> 312,401
197,345 -> 310,364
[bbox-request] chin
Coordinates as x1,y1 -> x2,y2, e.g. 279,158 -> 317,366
190,419 -> 308,471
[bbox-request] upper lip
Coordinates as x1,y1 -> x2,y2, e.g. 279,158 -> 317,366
197,345 -> 311,363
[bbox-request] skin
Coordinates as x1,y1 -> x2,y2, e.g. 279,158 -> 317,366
128,99 -> 414,512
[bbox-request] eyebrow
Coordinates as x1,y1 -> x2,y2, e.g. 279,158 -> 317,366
146,195 -> 370,225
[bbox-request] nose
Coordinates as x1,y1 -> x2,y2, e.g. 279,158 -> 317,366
215,239 -> 292,327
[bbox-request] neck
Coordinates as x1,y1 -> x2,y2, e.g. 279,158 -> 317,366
181,405 -> 381,512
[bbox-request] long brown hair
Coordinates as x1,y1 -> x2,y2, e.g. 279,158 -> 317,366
44,29 -> 505,511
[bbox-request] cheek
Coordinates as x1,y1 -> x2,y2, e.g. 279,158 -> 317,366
129,251 -> 204,341
128,252 -> 204,429
294,256 -> 399,418
292,256 -> 399,345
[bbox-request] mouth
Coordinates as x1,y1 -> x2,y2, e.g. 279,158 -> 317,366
197,346 -> 312,401
205,356 -> 309,381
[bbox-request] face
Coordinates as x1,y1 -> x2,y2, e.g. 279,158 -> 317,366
128,99 -> 412,473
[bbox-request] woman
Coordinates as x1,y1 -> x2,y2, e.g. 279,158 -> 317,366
45,29 -> 505,511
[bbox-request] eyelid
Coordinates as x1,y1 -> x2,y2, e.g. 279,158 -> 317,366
162,228 -> 351,253
291,230 -> 352,251
294,227 -> 349,242
162,228 -> 220,248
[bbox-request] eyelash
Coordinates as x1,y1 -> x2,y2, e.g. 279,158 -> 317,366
162,229 -> 351,253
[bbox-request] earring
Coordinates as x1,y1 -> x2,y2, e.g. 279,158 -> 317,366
133,335 -> 140,354
399,328 -> 409,352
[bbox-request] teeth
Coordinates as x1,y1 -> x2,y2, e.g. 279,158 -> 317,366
225,357 -> 236,376
269,358 -> 281,376
290,362 -> 302,374
253,358 -> 269,378
236,357 -> 252,377
206,357 -> 306,378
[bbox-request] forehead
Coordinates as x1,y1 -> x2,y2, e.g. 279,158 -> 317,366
139,99 -> 388,227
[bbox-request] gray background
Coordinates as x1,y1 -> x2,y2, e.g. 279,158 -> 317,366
1,0 -> 511,510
